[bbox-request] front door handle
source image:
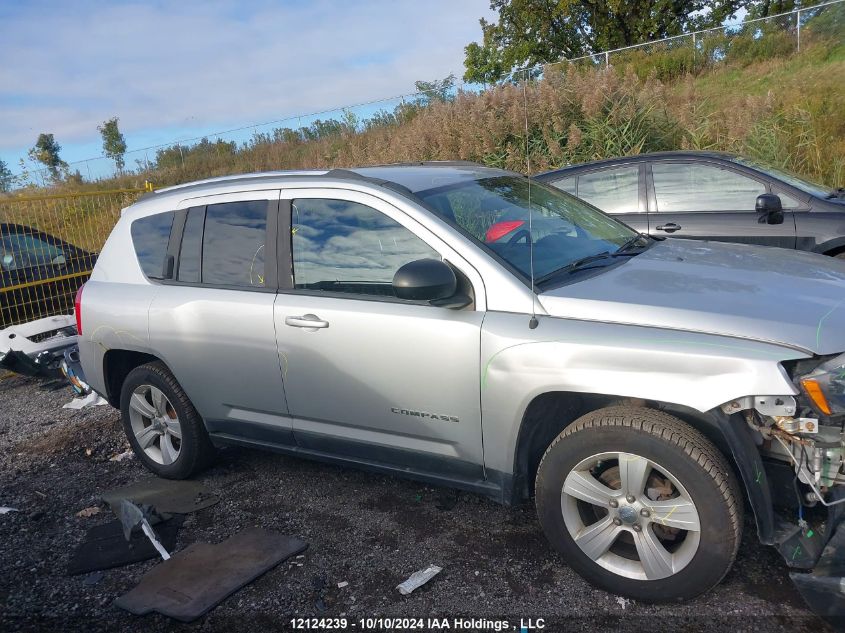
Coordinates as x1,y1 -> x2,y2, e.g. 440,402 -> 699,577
285,314 -> 329,329
655,223 -> 681,233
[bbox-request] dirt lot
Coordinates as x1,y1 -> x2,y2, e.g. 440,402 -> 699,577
0,374 -> 830,632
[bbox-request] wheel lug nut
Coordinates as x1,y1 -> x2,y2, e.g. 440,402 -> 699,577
632,524 -> 642,532
626,495 -> 636,503
640,509 -> 650,518
613,518 -> 622,526
609,499 -> 619,508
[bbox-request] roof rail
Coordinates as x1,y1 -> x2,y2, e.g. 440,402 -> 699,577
154,170 -> 326,193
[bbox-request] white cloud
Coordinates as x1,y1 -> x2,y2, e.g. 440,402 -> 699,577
0,0 -> 495,160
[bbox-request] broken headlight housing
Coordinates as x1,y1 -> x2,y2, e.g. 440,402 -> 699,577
796,352 -> 845,417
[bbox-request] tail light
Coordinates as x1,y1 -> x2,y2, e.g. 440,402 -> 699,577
74,284 -> 84,335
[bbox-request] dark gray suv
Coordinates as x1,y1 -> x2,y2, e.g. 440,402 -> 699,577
538,151 -> 845,256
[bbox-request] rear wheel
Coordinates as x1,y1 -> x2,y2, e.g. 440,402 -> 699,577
535,406 -> 742,601
120,361 -> 215,479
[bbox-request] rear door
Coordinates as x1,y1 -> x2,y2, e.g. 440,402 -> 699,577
545,164 -> 647,233
646,160 -> 796,248
148,190 -> 292,442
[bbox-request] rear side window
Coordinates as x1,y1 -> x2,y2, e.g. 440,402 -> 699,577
131,212 -> 175,279
576,166 -> 640,214
177,207 -> 204,283
201,201 -> 268,287
551,176 -> 577,195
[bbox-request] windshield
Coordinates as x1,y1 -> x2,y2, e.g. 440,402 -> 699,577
729,157 -> 830,198
415,175 -> 637,280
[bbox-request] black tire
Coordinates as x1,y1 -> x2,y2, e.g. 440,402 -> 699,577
120,361 -> 215,479
535,405 -> 742,602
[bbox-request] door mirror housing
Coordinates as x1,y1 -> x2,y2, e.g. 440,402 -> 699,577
756,193 -> 784,225
393,259 -> 469,308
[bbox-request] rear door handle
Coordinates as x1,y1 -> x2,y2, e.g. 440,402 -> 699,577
655,223 -> 681,233
285,314 -> 329,329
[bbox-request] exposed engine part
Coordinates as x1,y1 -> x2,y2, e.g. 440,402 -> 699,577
774,416 -> 819,434
771,432 -> 845,507
721,395 -> 797,417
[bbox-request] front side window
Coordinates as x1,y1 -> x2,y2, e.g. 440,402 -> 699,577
652,163 -> 766,212
201,201 -> 267,287
131,212 -> 174,279
416,176 -> 636,281
292,198 -> 439,297
576,166 -> 640,214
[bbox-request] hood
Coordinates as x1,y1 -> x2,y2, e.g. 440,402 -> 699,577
539,239 -> 845,355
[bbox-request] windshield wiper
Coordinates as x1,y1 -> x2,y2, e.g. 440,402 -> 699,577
536,237 -> 653,285
535,251 -> 614,284
615,233 -> 651,254
825,188 -> 845,200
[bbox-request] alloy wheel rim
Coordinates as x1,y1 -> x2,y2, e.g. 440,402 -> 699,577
560,451 -> 701,581
128,384 -> 182,465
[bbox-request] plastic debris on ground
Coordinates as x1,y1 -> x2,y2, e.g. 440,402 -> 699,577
115,500 -> 171,561
397,564 -> 442,595
0,507 -> 19,514
114,528 -> 307,622
76,506 -> 102,518
109,449 -> 135,462
63,391 -> 108,409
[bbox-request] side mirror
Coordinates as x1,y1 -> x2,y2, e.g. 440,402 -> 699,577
393,259 -> 471,309
756,193 -> 784,225
393,259 -> 457,301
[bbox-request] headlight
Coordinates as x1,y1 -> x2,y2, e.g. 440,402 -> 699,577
797,352 -> 845,416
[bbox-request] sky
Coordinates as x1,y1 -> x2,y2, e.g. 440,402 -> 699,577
0,0 -> 496,178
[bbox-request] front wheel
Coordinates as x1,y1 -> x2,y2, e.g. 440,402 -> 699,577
535,406 -> 742,602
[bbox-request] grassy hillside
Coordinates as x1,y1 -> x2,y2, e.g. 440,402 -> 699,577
14,11 -> 845,195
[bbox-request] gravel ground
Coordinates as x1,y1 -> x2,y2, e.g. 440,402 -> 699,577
0,374 -> 831,632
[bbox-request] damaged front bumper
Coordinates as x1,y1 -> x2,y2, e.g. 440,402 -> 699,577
0,314 -> 78,378
791,510 -> 845,624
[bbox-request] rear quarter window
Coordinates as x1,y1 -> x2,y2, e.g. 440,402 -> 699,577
131,211 -> 175,279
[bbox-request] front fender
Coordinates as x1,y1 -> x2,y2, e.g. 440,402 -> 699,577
479,312 -> 808,475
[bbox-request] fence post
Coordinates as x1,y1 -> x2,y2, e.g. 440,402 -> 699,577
605,51 -> 610,66
692,32 -> 697,70
796,9 -> 801,51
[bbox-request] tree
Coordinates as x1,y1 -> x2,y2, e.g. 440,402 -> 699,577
414,74 -> 457,106
463,0 -> 743,83
98,117 -> 127,172
0,160 -> 13,192
27,133 -> 67,181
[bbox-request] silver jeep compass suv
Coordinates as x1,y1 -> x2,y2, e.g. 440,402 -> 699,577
78,163 -> 845,615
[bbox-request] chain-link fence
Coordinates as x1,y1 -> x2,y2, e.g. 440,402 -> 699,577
0,188 -> 147,327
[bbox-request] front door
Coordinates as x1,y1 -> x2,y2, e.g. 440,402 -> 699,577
647,161 -> 796,249
274,190 -> 485,477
